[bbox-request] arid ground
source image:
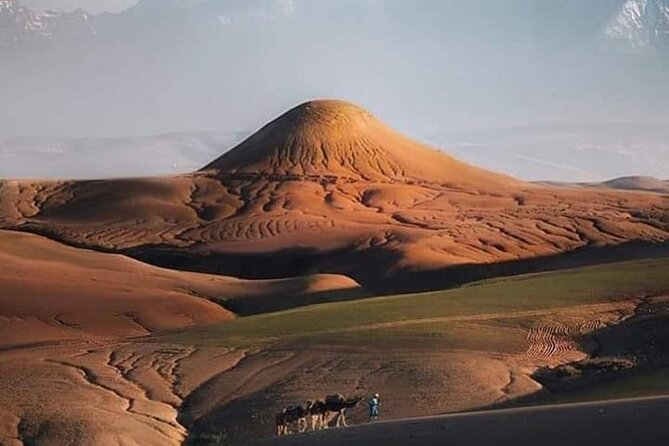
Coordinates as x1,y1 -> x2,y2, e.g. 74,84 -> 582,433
0,100 -> 668,445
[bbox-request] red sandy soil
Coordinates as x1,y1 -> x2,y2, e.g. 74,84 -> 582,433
0,99 -> 667,446
0,340 -> 244,446
0,239 -> 663,445
1,100 -> 667,294
0,229 -> 364,346
0,229 -> 363,445
1,293 -> 657,445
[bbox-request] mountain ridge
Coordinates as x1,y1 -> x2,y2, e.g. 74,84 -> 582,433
5,0 -> 669,53
0,0 -> 93,48
606,0 -> 669,49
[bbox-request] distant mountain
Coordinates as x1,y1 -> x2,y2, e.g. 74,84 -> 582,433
600,176 -> 669,193
127,0 -> 295,18
8,0 -> 668,55
0,131 -> 245,179
428,124 -> 669,182
0,0 -> 94,49
0,0 -> 295,51
606,0 -> 669,50
543,176 -> 669,194
4,123 -> 667,182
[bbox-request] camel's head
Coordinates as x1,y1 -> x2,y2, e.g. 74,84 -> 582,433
346,395 -> 364,406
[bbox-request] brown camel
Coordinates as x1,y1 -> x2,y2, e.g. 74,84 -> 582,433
275,402 -> 313,436
307,400 -> 328,431
323,394 -> 363,428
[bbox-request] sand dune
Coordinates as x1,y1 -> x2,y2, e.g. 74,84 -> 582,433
0,230 -> 364,346
1,100 -> 667,295
203,100 -> 516,187
0,230 -> 233,346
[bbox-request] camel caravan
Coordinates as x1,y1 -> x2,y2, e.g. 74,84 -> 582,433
275,394 -> 363,436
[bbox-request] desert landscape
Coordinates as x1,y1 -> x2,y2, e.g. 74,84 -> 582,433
2,100 -> 667,293
0,98 -> 667,445
2,1 -> 669,444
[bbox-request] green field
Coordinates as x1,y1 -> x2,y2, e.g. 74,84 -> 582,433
534,367 -> 669,405
163,258 -> 669,348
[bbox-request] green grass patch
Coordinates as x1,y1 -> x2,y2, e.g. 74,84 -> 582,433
163,258 -> 669,348
314,321 -> 528,353
532,366 -> 669,405
573,367 -> 669,401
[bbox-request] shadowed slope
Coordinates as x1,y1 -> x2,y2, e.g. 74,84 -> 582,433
251,396 -> 669,446
0,230 -> 233,346
0,230 -> 365,346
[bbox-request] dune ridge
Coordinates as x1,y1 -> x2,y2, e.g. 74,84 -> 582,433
204,99 -> 516,187
0,100 -> 667,294
0,229 -> 365,346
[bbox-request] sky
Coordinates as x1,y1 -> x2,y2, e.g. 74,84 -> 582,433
22,0 -> 138,13
1,0 -> 668,181
6,0 -> 666,139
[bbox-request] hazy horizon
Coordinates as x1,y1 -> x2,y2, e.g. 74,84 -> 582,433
1,0 -> 668,180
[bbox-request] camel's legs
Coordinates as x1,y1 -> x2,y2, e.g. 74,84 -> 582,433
334,410 -> 345,427
340,409 -> 348,427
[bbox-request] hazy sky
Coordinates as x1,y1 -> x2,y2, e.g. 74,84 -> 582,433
2,0 -> 668,139
2,0 -> 668,181
22,0 -> 138,13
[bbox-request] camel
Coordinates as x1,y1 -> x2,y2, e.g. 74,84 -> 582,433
323,394 -> 363,428
275,410 -> 289,436
275,395 -> 362,436
296,401 -> 314,432
307,399 -> 328,431
275,402 -> 313,436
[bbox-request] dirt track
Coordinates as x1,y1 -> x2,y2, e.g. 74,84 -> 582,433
250,396 -> 669,446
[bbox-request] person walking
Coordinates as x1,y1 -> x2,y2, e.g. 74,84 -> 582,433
368,393 -> 380,422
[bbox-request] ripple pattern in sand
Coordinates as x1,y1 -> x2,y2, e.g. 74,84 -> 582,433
525,319 -> 605,358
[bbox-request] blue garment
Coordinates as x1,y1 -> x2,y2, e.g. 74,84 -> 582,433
369,397 -> 380,419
